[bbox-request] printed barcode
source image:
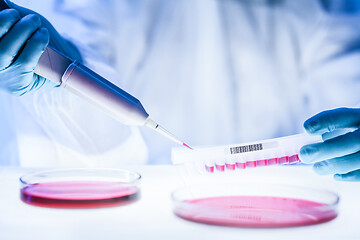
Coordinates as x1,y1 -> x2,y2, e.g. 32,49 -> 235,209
229,143 -> 263,154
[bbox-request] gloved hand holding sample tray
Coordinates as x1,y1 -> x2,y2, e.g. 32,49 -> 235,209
173,107 -> 360,182
300,108 -> 360,181
0,0 -> 190,148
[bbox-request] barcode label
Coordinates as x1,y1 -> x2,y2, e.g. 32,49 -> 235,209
229,143 -> 263,154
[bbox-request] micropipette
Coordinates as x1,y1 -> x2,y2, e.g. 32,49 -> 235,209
172,133 -> 323,173
0,0 -> 191,149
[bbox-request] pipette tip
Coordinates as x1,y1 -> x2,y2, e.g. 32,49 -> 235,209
183,143 -> 193,150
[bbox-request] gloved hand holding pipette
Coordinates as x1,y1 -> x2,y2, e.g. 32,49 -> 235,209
0,10 -> 49,95
0,1 -> 82,95
0,0 -> 190,149
300,108 -> 360,182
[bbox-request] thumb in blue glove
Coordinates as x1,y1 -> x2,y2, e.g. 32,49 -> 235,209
300,108 -> 360,182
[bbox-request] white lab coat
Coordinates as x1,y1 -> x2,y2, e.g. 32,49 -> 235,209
1,0 -> 360,166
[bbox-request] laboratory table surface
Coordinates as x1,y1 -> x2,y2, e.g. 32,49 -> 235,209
0,165 -> 359,240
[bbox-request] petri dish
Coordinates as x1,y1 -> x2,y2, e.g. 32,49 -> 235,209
172,183 -> 339,228
20,168 -> 141,209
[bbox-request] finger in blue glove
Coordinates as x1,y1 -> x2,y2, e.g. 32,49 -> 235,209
0,14 -> 42,70
0,9 -> 20,37
300,129 -> 360,163
303,108 -> 360,135
312,151 -> 360,175
334,169 -> 360,181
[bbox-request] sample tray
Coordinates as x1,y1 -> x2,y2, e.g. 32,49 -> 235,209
172,183 -> 339,227
20,168 -> 141,208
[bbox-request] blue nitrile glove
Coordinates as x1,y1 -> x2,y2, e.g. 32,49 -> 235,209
0,2 -> 81,95
300,108 -> 360,182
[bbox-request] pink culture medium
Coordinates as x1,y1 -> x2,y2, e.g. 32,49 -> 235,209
174,196 -> 338,228
21,181 -> 139,208
172,184 -> 339,228
20,169 -> 141,208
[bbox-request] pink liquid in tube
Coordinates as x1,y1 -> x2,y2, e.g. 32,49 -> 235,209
225,163 -> 236,171
21,181 -> 139,208
278,156 -> 289,165
205,154 -> 301,172
246,161 -> 257,168
256,159 -> 268,166
174,196 -> 338,227
289,154 -> 300,164
215,164 -> 225,172
267,158 -> 278,165
236,162 -> 246,169
205,165 -> 214,173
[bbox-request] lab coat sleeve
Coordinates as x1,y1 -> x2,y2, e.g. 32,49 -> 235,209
301,3 -> 360,118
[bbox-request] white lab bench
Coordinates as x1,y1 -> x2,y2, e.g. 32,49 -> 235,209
0,165 -> 359,240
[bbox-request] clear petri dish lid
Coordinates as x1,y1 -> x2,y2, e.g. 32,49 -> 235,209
20,168 -> 141,209
172,183 -> 339,228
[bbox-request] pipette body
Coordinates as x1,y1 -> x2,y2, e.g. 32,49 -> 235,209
42,48 -> 187,145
